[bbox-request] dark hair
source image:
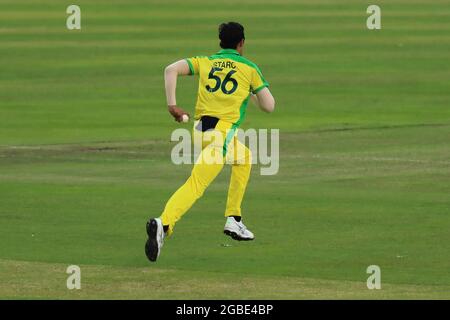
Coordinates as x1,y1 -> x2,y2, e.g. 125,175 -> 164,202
219,22 -> 245,49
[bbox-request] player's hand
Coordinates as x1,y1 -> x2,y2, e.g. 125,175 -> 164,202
168,105 -> 189,122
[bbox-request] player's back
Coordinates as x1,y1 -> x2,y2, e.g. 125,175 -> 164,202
186,49 -> 268,126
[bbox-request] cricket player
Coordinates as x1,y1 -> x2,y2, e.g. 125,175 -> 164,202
146,22 -> 275,262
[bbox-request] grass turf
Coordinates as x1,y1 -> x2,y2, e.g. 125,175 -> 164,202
0,0 -> 449,299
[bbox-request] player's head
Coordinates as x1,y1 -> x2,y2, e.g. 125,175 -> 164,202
219,22 -> 245,55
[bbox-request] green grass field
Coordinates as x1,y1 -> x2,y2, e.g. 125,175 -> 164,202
1,0 -> 449,299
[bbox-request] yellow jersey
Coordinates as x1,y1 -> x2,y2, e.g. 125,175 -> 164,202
186,49 -> 269,127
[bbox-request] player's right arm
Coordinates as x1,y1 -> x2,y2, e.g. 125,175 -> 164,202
164,59 -> 191,122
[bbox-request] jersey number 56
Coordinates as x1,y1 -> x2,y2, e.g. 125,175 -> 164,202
205,67 -> 238,95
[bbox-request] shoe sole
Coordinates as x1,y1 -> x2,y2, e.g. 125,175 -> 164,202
224,229 -> 254,241
145,219 -> 159,262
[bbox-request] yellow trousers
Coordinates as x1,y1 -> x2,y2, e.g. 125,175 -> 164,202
160,119 -> 252,236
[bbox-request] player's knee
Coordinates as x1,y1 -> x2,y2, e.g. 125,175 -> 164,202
232,145 -> 252,165
188,176 -> 208,198
193,186 -> 206,198
246,148 -> 252,164
237,147 -> 252,166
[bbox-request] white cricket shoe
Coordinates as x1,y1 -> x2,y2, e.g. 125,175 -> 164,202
145,218 -> 165,262
223,217 -> 255,241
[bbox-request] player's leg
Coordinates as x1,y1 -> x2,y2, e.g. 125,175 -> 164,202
159,127 -> 226,235
145,144 -> 224,262
225,138 -> 252,217
223,138 -> 254,241
145,122 -> 229,262
160,145 -> 224,236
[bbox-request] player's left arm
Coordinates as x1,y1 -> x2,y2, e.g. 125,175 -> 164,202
164,59 -> 191,122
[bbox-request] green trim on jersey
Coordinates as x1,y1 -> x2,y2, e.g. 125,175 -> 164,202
217,49 -> 240,56
235,94 -> 250,127
222,94 -> 251,156
222,124 -> 238,157
185,58 -> 195,75
253,84 -> 268,94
